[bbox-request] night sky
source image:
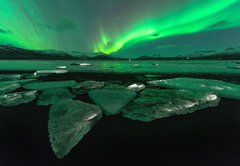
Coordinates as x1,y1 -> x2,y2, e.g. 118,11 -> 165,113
0,0 -> 240,57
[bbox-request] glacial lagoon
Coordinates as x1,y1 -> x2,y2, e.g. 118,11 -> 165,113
0,60 -> 240,75
1,60 -> 240,164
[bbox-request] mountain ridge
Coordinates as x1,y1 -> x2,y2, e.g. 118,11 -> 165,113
1,44 -> 240,60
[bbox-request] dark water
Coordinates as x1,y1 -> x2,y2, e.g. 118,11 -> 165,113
0,72 -> 240,166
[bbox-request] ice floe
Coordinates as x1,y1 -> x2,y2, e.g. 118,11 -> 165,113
48,99 -> 102,158
0,83 -> 21,95
0,90 -> 38,107
88,84 -> 136,115
37,88 -> 76,106
72,80 -> 105,94
123,89 -> 220,122
148,77 -> 240,100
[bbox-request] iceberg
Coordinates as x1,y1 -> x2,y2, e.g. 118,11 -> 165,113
88,84 -> 136,115
0,90 -> 38,107
0,83 -> 21,95
48,99 -> 102,158
37,88 -> 76,106
23,80 -> 76,91
72,80 -> 105,94
148,77 -> 240,100
123,89 -> 220,122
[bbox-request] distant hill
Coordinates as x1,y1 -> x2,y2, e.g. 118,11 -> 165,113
0,45 -> 77,59
135,53 -> 240,60
0,44 -> 127,60
1,44 -> 240,60
88,55 -> 127,60
135,47 -> 240,60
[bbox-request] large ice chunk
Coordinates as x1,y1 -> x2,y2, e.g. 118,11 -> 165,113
88,84 -> 136,115
23,80 -> 76,91
148,77 -> 240,100
71,80 -> 105,94
48,99 -> 102,158
0,90 -> 38,107
123,89 -> 220,122
0,83 -> 21,95
37,88 -> 76,106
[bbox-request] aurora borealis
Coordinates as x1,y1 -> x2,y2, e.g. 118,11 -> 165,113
0,0 -> 240,57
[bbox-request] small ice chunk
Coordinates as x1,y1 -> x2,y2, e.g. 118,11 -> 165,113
79,63 -> 91,66
56,66 -> 67,69
127,83 -> 145,92
72,80 -> 105,94
37,88 -> 76,106
23,80 -> 76,91
123,89 -> 220,122
48,99 -> 102,158
0,90 -> 38,107
70,63 -> 91,66
34,70 -> 68,76
205,94 -> 218,101
88,84 -> 136,115
21,73 -> 39,79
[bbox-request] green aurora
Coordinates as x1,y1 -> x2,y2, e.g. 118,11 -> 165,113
0,0 -> 55,49
94,0 -> 240,54
0,0 -> 240,56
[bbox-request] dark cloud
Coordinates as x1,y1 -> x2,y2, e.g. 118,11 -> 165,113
0,28 -> 11,34
36,23 -> 54,30
55,19 -> 78,31
209,20 -> 228,28
37,19 -> 78,32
